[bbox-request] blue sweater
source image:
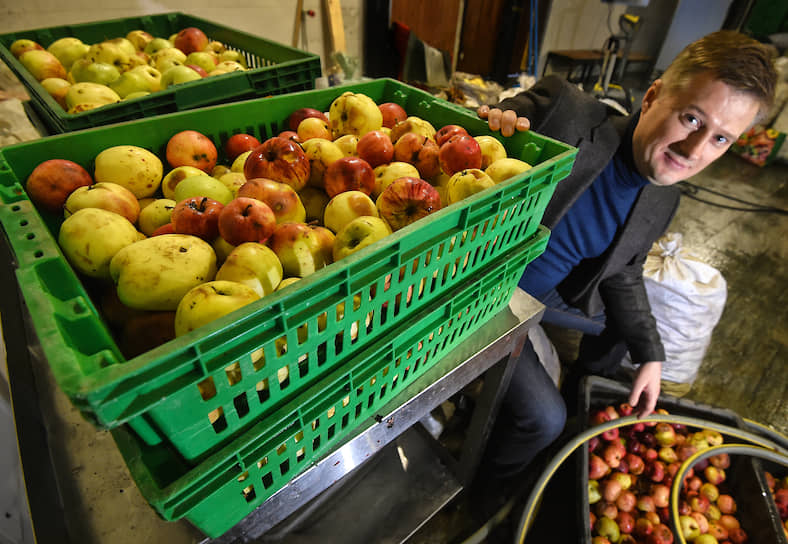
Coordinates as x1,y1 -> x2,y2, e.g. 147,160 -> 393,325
520,119 -> 649,300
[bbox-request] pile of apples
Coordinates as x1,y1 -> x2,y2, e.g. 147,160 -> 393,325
587,404 -> 750,544
23,90 -> 533,358
764,470 -> 788,539
9,26 -> 248,113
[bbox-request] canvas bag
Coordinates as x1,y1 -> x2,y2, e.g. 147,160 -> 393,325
622,232 -> 727,385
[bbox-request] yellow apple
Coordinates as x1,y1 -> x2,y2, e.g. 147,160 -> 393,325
301,138 -> 344,189
372,161 -> 420,198
446,169 -> 495,204
47,37 -> 89,71
19,50 -> 67,81
137,198 -> 176,236
174,280 -> 260,337
389,116 -> 437,144
161,166 -> 205,200
298,186 -> 331,223
152,47 -> 187,71
328,91 -> 383,138
65,82 -> 121,111
212,236 -> 236,265
268,222 -> 329,278
64,182 -> 141,223
323,190 -> 378,233
333,134 -> 359,156
144,38 -> 173,56
231,150 -> 252,173
94,145 -> 163,199
58,208 -> 141,279
485,157 -> 532,184
475,135 -> 508,169
218,172 -> 247,197
333,216 -> 392,261
40,77 -> 71,108
126,30 -> 154,51
215,242 -> 284,297
85,42 -> 132,72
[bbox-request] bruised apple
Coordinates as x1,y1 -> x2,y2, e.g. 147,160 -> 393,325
376,176 -> 441,231
215,242 -> 283,297
166,130 -> 218,173
171,196 -> 224,240
333,216 -> 392,261
244,137 -> 311,192
372,161 -> 420,198
389,116 -> 436,143
161,166 -> 205,200
393,132 -> 441,180
435,124 -> 469,147
217,196 -> 277,245
64,182 -> 140,223
25,159 -> 93,213
237,177 -> 306,224
301,138 -> 344,188
328,91 -> 383,138
324,156 -> 376,198
268,222 -> 329,278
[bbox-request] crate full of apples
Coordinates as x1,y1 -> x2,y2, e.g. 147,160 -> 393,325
764,466 -> 788,542
0,12 -> 321,132
0,78 -> 575,462
580,377 -> 785,544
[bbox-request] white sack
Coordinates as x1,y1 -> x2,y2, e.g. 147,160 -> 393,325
623,232 -> 727,384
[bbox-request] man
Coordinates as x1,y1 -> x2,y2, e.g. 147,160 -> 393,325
475,31 -> 776,484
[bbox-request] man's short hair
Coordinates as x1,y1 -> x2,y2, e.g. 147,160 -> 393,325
661,30 -> 777,122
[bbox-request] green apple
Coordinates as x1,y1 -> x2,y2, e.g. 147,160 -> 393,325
446,168 -> 495,205
212,236 -> 236,265
105,37 -> 136,58
332,216 -> 392,261
173,175 -> 234,205
69,59 -> 120,85
209,60 -> 245,75
110,234 -> 217,311
93,145 -> 163,199
152,47 -> 187,72
65,82 -> 121,111
123,91 -> 151,100
58,208 -> 141,279
143,37 -> 173,56
218,172 -> 247,197
47,37 -> 89,71
109,65 -> 161,98
484,157 -> 532,184
126,30 -> 154,51
215,242 -> 283,297
185,51 -> 218,73
137,198 -> 176,236
64,182 -> 141,223
161,166 -> 206,200
160,65 -> 202,88
174,280 -> 260,337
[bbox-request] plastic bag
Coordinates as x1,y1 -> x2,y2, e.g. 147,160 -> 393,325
622,233 -> 727,386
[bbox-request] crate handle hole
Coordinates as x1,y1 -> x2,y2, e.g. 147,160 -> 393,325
209,407 -> 227,434
197,377 -> 217,401
242,485 -> 256,503
225,362 -> 242,386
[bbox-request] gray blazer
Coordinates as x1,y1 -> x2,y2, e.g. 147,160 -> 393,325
493,76 -> 680,364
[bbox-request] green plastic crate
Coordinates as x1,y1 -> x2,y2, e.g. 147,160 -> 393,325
111,235 -> 547,537
0,12 -> 321,133
0,78 -> 576,462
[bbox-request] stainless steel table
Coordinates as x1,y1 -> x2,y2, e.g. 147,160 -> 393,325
3,220 -> 543,544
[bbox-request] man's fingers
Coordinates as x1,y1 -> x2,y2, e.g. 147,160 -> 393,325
500,110 -> 518,137
515,117 -> 531,132
487,109 -> 502,132
477,105 -> 490,119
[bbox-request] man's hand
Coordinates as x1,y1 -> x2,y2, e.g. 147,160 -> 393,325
477,105 -> 530,137
628,361 -> 662,418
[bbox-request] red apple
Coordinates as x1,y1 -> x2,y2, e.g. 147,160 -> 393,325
589,454 -> 611,480
185,64 -> 208,77
439,134 -> 482,176
151,222 -> 175,236
356,130 -> 394,168
716,494 -> 736,514
173,27 -> 209,55
392,132 -> 441,180
589,436 -> 601,453
602,427 -> 620,442
624,453 -> 645,475
689,494 -> 710,514
217,197 -> 276,246
616,490 -> 636,513
604,442 -> 626,469
602,479 -> 623,503
690,511 -> 709,533
650,484 -> 670,508
166,130 -> 218,173
718,514 -> 740,531
728,527 -> 748,544
225,133 -> 261,161
171,196 -> 224,240
376,176 -> 441,231
378,102 -> 407,129
634,517 -> 654,538
288,107 -> 328,132
244,137 -> 311,192
618,403 -> 634,416
324,156 -> 375,198
646,523 -> 674,544
595,501 -> 618,520
25,159 -> 93,213
435,124 -> 469,147
237,177 -> 306,224
709,453 -> 731,469
646,460 -> 665,482
278,130 -> 301,144
708,520 -> 729,541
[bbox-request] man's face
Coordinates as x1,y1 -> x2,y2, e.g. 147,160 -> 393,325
632,71 -> 761,186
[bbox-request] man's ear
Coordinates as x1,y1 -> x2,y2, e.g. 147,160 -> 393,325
641,79 -> 663,114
